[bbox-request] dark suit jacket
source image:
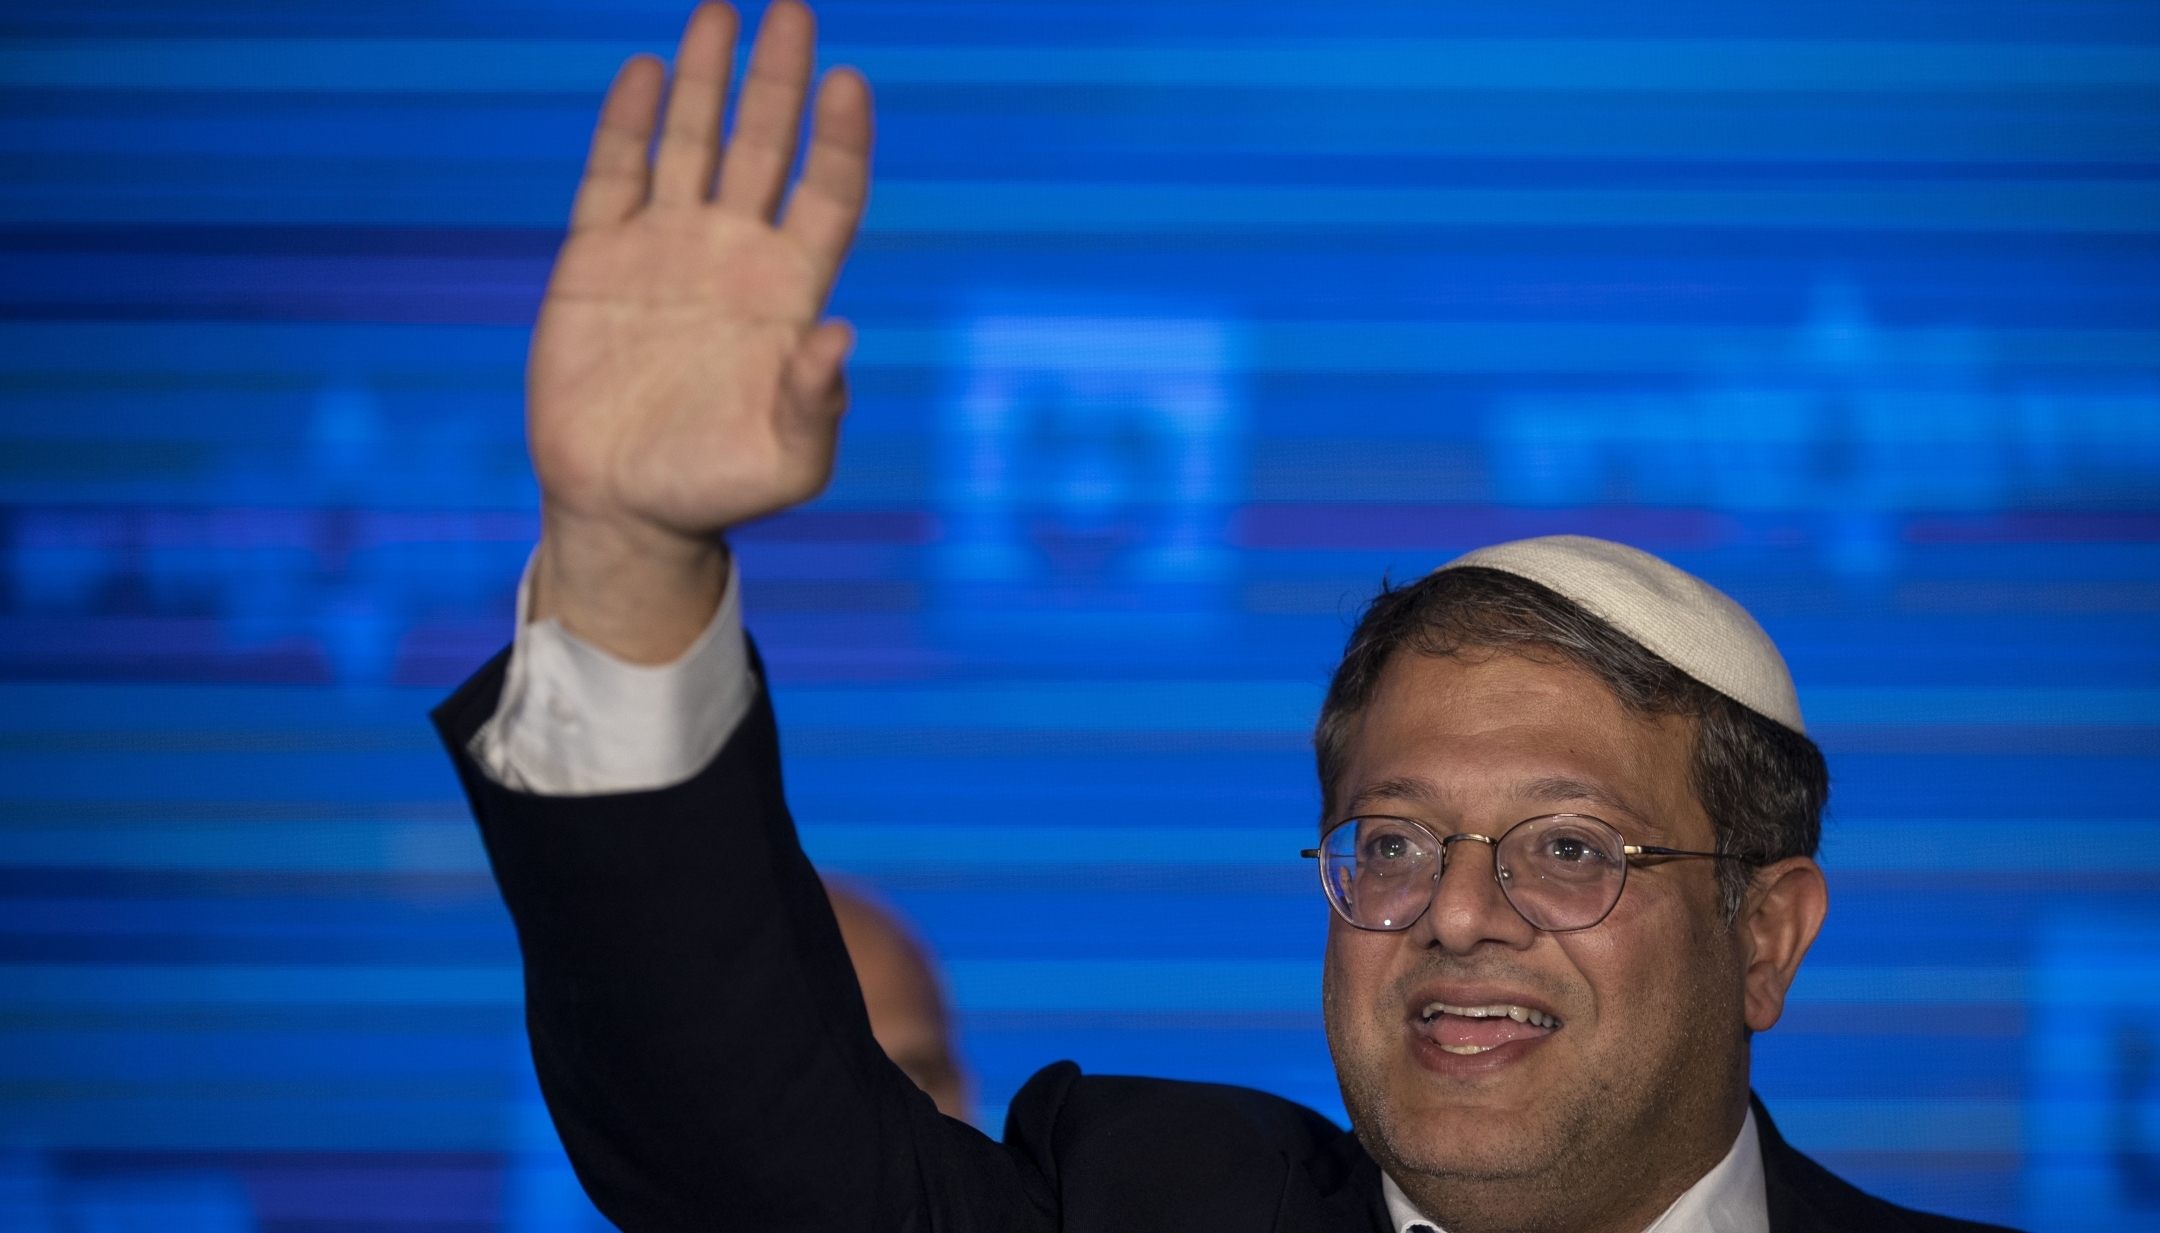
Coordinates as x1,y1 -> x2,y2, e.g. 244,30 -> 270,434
436,646 -> 2016,1233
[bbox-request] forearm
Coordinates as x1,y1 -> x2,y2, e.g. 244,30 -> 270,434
441,657 -> 1027,1230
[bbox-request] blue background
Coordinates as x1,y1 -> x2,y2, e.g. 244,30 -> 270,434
4,1 -> 2159,1229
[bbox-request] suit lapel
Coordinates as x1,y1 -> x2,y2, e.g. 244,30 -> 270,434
1274,1130 -> 1393,1233
1753,1094 -> 1915,1233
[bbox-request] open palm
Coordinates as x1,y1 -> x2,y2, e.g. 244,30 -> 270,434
529,1 -> 871,540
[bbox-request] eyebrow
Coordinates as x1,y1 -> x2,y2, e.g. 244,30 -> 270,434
1343,776 -> 1443,816
1342,774 -> 1658,833
1516,776 -> 1655,830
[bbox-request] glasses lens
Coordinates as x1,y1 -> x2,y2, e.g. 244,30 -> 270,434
1319,817 -> 1439,931
1495,815 -> 1628,931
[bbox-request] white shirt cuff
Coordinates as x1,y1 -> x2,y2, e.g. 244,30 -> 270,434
467,552 -> 755,796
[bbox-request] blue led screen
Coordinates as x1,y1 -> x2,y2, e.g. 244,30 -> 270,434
3,1 -> 2159,1228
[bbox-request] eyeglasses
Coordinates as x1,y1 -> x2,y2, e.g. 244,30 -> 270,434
1300,813 -> 1740,934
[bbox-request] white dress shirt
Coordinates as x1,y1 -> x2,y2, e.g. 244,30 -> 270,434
1382,1108 -> 1767,1233
471,560 -> 1774,1233
469,554 -> 754,796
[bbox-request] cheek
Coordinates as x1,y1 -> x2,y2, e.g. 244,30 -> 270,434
1323,918 -> 1401,1039
1557,882 -> 1722,1038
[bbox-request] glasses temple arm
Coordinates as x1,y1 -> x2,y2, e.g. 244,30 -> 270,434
1624,844 -> 1747,860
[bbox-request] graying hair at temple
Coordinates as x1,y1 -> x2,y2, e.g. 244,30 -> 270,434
1313,566 -> 1830,922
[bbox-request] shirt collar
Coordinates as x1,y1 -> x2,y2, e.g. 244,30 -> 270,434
1379,1106 -> 1767,1233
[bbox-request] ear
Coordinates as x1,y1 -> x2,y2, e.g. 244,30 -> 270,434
1737,856 -> 1829,1032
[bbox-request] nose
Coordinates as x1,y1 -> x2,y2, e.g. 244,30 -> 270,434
1413,835 -> 1539,954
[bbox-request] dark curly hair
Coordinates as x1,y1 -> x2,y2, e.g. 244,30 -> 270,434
1313,566 -> 1828,922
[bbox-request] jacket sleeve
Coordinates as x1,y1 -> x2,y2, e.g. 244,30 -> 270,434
434,643 -> 1057,1233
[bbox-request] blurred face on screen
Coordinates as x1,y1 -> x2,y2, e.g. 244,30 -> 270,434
1321,650 -> 1751,1233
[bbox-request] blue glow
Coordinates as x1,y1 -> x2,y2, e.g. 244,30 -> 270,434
3,0 -> 2157,1228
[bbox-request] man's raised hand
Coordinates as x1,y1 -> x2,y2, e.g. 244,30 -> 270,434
525,1 -> 871,661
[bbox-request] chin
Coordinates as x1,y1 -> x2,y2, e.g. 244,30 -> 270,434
1355,1067 -> 1574,1183
1370,1108 -> 1563,1184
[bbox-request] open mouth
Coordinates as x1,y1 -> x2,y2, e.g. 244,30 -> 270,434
1413,1001 -> 1562,1056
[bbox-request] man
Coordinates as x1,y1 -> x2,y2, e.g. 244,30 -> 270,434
433,4 -> 2014,1229
825,877 -> 971,1121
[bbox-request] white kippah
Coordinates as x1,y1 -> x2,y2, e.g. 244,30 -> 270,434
1437,535 -> 1805,733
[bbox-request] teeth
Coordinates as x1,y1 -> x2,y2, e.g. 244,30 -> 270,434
1419,1001 -> 1560,1029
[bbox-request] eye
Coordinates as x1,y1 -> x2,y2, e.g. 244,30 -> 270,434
1537,829 -> 1618,867
1355,823 -> 1427,870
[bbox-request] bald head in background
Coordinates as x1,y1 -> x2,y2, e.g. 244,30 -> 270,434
823,878 -> 971,1121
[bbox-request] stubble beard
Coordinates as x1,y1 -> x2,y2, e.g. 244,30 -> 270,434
1328,959 -> 1744,1233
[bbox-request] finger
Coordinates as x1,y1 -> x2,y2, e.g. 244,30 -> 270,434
652,2 -> 739,206
781,68 -> 872,288
715,0 -> 815,219
569,55 -> 665,231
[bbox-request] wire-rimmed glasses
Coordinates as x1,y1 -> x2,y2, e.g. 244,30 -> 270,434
1301,813 -> 1737,934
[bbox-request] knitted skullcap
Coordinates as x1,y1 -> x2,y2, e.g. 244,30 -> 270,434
1437,535 -> 1804,733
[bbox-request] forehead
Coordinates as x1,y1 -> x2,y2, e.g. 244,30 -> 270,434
1337,649 -> 1698,821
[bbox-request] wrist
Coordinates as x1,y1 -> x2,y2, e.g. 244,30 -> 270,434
530,505 -> 730,664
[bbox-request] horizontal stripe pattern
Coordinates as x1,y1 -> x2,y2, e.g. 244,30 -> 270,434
0,961 -> 2034,1013
12,178 -> 2159,231
10,39 -> 2160,94
8,320 -> 2157,376
6,816 -> 2159,875
4,3 -> 2155,1227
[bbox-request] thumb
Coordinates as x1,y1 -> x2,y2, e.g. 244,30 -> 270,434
785,319 -> 855,435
